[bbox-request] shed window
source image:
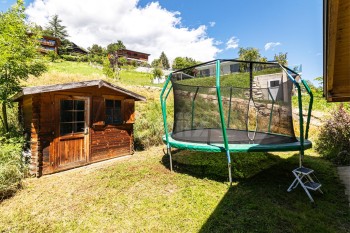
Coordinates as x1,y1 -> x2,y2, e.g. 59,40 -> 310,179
269,80 -> 280,87
60,100 -> 85,135
105,99 -> 122,124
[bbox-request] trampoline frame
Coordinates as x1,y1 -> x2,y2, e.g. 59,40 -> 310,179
160,59 -> 313,185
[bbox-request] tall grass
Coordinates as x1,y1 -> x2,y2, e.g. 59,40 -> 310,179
133,88 -> 174,150
0,139 -> 25,200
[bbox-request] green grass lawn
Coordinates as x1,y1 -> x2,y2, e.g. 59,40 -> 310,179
0,147 -> 349,232
23,61 -> 159,88
47,60 -> 105,76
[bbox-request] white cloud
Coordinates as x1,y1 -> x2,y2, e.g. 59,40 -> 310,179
214,40 -> 222,46
209,21 -> 215,27
264,42 -> 281,51
226,36 -> 239,49
25,0 -> 220,62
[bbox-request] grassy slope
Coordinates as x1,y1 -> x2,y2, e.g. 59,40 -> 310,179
2,61 -> 348,232
23,61 -> 157,88
0,148 -> 349,232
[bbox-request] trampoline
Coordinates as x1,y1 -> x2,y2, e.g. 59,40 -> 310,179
160,59 -> 313,185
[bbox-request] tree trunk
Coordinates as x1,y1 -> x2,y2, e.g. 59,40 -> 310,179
2,102 -> 9,133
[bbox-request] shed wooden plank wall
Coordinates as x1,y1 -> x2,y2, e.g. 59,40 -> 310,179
90,125 -> 133,162
324,0 -> 350,101
30,94 -> 41,176
40,93 -> 54,175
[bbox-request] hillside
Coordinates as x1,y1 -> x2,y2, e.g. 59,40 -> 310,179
23,61 -> 156,88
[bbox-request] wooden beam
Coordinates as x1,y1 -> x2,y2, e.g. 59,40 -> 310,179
326,0 -> 339,101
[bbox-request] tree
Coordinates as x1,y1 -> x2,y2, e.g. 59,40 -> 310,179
0,0 -> 47,132
118,56 -> 127,67
159,52 -> 170,69
314,76 -> 323,87
237,47 -> 261,71
107,40 -> 126,54
274,52 -> 288,66
172,57 -> 198,70
151,59 -> 161,68
238,47 -> 261,61
153,67 -> 163,79
88,44 -> 105,56
44,14 -> 68,40
103,55 -> 119,79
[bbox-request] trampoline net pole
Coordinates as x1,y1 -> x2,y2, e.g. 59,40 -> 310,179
281,65 -> 305,168
215,60 -> 232,185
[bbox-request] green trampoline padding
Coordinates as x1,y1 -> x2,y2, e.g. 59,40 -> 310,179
163,134 -> 312,153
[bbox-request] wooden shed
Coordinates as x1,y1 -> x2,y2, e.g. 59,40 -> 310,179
13,80 -> 146,176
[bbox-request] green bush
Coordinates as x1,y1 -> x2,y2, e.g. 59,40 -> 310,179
61,54 -> 78,62
89,55 -> 104,64
316,105 -> 350,165
0,139 -> 25,200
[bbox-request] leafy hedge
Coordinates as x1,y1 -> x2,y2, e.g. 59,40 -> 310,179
0,139 -> 26,200
316,106 -> 350,165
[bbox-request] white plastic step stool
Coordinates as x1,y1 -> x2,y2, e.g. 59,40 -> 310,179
287,166 -> 323,202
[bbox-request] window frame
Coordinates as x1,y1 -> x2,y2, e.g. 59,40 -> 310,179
269,79 -> 280,88
103,95 -> 125,125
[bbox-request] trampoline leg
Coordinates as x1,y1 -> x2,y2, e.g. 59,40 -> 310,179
228,163 -> 232,186
226,150 -> 232,186
299,150 -> 304,168
167,145 -> 173,172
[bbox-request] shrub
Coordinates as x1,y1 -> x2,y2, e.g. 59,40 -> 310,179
47,51 -> 58,62
153,67 -> 163,78
316,105 -> 350,165
0,139 -> 25,200
61,54 -> 78,62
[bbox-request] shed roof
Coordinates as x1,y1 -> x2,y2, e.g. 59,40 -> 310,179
13,80 -> 146,101
323,0 -> 350,102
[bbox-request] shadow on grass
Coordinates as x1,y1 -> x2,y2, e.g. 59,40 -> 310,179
161,150 -> 282,183
161,151 -> 350,233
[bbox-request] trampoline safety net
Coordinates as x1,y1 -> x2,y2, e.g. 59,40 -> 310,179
170,60 -> 299,145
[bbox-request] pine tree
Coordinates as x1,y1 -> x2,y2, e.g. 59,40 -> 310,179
44,14 -> 68,40
159,51 -> 170,69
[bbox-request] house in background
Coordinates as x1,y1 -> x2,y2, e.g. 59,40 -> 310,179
13,80 -> 146,177
116,49 -> 150,65
68,42 -> 89,55
39,36 -> 61,54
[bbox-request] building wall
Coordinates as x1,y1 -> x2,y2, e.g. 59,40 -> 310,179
117,49 -> 149,62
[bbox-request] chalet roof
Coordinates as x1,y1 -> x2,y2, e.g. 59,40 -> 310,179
70,42 -> 89,54
13,80 -> 146,101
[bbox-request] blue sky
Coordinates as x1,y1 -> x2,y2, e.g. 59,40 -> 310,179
1,0 -> 323,83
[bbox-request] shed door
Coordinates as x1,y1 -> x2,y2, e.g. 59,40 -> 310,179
53,96 -> 90,171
